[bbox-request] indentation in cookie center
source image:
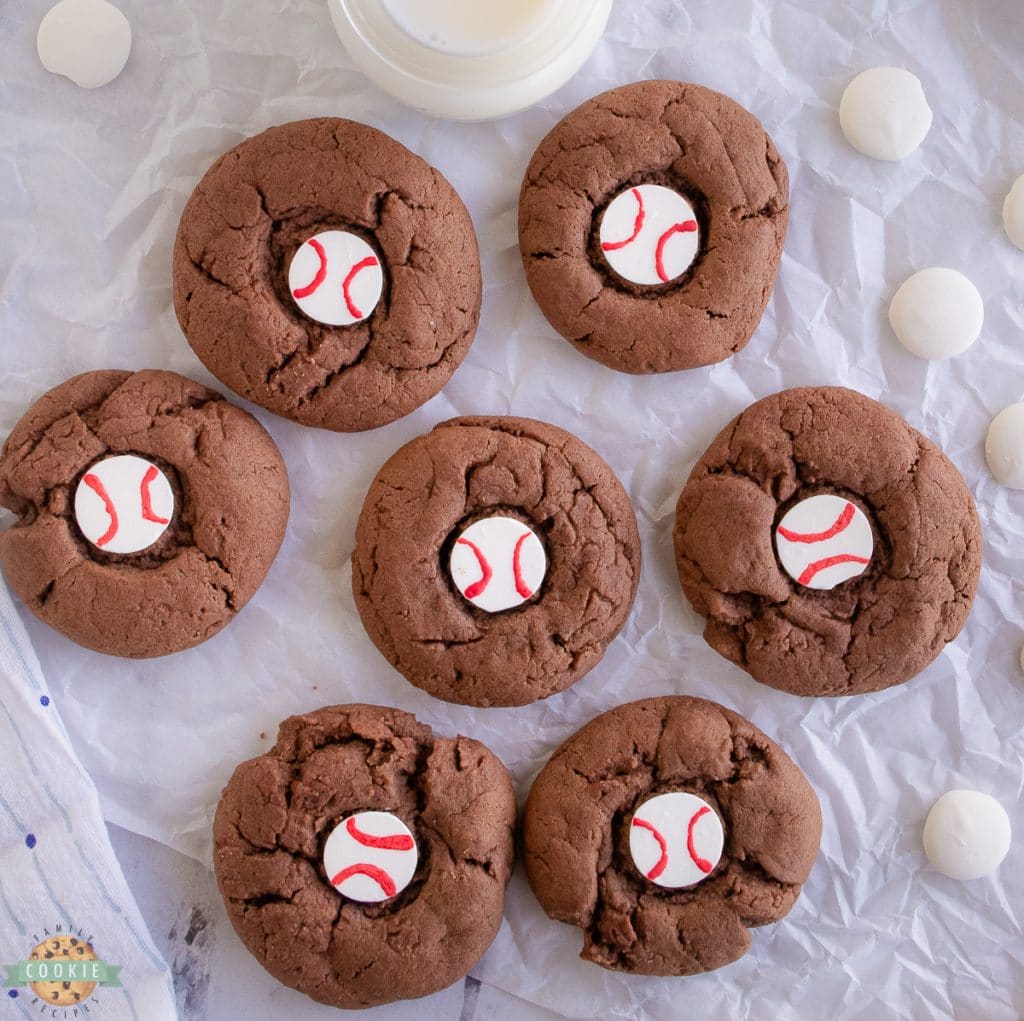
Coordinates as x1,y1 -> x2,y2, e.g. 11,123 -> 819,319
288,229 -> 384,326
598,184 -> 700,286
448,515 -> 547,614
775,493 -> 874,590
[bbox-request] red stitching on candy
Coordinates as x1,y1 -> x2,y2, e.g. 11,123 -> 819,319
140,465 -> 169,525
330,863 -> 397,898
655,219 -> 698,282
797,554 -> 870,586
457,536 -> 493,599
686,806 -> 713,873
512,532 -> 534,599
82,473 -> 118,546
342,255 -> 379,319
292,237 -> 328,299
632,817 -> 669,880
345,816 -> 414,851
778,502 -> 856,544
601,188 -> 646,251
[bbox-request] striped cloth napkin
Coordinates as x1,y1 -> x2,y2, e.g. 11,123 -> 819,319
0,577 -> 177,1020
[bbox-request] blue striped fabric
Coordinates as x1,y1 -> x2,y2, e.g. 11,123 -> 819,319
0,578 -> 177,1020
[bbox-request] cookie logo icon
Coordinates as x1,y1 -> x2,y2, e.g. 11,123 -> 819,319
3,928 -> 122,1007
27,935 -> 98,1006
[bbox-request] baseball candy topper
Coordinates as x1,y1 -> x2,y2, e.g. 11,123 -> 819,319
774,494 -> 874,590
74,454 -> 174,555
323,811 -> 418,903
599,184 -> 700,286
629,792 -> 725,888
289,230 -> 384,326
448,515 -> 547,613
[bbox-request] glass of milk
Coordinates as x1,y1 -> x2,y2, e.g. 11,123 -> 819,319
328,0 -> 612,120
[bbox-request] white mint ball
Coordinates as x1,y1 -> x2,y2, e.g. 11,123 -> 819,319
888,267 -> 983,360
986,402 -> 1024,489
1004,175 -> 1024,252
923,790 -> 1011,881
840,67 -> 933,161
37,0 -> 131,90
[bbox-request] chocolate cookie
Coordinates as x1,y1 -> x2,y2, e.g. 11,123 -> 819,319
0,370 -> 289,658
523,696 -> 821,975
674,386 -> 982,696
518,80 -> 788,374
352,416 -> 641,707
173,118 -> 482,432
213,704 -> 516,1009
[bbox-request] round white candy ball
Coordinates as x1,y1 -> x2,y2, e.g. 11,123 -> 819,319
37,0 -> 131,90
839,67 -> 932,161
889,268 -> 983,360
986,402 -> 1024,489
1003,175 -> 1024,252
923,790 -> 1011,881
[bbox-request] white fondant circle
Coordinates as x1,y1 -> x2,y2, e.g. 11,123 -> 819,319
449,516 -> 546,613
775,494 -> 873,590
598,184 -> 699,286
923,790 -> 1011,881
629,792 -> 724,889
839,67 -> 933,161
323,811 -> 418,903
889,267 -> 983,360
288,230 -> 384,327
37,0 -> 132,90
985,402 -> 1024,489
74,454 -> 173,555
1004,175 -> 1024,252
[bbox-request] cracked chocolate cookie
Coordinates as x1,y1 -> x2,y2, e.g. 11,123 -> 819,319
173,117 -> 482,432
213,704 -> 516,1009
518,80 -> 788,374
0,370 -> 289,658
352,416 -> 641,707
674,386 -> 982,697
524,696 -> 821,975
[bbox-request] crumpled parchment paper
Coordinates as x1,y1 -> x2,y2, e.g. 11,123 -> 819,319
1,0 -> 1022,1017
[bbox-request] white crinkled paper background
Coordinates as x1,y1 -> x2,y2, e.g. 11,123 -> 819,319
1,1 -> 1022,1017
